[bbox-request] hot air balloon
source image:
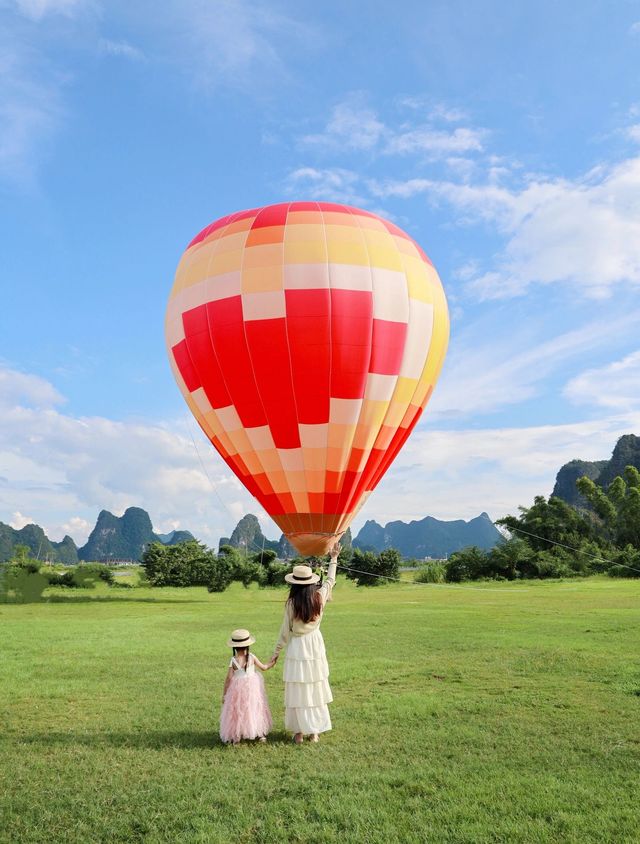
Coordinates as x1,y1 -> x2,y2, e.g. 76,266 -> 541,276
166,202 -> 448,556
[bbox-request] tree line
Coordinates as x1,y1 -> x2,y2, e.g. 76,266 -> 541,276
139,541 -> 403,591
3,464 -> 639,602
440,465 -> 640,582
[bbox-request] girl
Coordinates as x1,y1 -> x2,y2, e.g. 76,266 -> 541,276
271,543 -> 340,744
220,628 -> 275,744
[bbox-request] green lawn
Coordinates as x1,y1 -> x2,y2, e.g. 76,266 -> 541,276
1,577 -> 639,843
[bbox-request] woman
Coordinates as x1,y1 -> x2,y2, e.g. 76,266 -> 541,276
272,544 -> 340,744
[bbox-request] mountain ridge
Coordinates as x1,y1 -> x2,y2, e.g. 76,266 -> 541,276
353,512 -> 501,558
552,434 -> 640,506
0,508 -> 195,563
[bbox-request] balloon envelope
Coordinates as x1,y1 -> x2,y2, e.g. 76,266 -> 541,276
166,202 -> 448,555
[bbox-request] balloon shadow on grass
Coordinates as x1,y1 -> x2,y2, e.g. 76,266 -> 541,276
15,729 -> 293,750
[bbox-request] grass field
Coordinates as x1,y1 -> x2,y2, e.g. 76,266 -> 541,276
1,576 -> 639,843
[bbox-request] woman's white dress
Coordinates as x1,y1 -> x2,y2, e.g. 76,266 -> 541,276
274,563 -> 336,735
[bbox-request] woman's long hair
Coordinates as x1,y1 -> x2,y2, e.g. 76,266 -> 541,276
288,583 -> 322,623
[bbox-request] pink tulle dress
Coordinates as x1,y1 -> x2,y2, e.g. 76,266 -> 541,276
219,654 -> 272,743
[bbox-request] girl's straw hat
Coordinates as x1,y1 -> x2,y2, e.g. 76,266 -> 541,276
284,564 -> 320,585
226,628 -> 256,648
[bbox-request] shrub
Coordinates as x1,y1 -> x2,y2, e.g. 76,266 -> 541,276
42,564 -> 114,589
487,538 -> 535,580
608,544 -> 640,578
346,548 -> 401,586
72,564 -> 114,587
0,562 -> 48,603
264,562 -> 290,587
43,569 -> 75,587
141,540 -> 218,587
236,560 -> 267,588
207,555 -> 234,593
415,562 -> 446,583
608,564 -> 630,578
533,550 -> 578,579
445,547 -> 489,582
250,548 -> 277,567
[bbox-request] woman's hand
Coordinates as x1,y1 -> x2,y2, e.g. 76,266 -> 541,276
329,542 -> 341,561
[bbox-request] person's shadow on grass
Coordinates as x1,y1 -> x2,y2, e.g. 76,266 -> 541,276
16,729 -> 294,749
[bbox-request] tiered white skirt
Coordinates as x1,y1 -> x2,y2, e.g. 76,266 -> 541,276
283,628 -> 332,735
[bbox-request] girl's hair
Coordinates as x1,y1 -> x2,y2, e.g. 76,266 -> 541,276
232,645 -> 250,666
288,583 -> 322,624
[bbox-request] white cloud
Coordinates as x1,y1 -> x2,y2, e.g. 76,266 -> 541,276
0,38 -> 64,187
429,311 -> 640,419
14,0 -> 89,20
1,366 -> 638,545
626,124 -> 640,143
302,97 -> 386,151
1,0 -> 310,189
0,365 -> 266,546
564,350 -> 640,411
9,511 -> 35,530
395,98 -> 468,123
152,0 -> 319,91
428,103 -> 467,123
630,21 -> 640,35
386,126 -> 485,156
300,94 -> 485,160
0,367 -> 64,409
355,413 -> 640,527
60,515 -> 91,543
373,156 -> 640,300
98,38 -> 144,60
284,166 -> 367,205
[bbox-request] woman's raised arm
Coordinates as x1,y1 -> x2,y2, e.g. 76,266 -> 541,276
327,542 -> 340,583
320,542 -> 340,603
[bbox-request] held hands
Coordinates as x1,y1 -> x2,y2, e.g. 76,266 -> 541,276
266,654 -> 279,670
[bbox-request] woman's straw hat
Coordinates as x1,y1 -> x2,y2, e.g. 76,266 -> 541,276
284,564 -> 320,585
226,628 -> 256,648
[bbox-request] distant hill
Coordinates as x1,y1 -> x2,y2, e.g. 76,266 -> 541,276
552,435 -> 640,506
0,508 -> 196,564
353,513 -> 501,558
0,522 -> 79,565
156,530 -> 196,545
551,460 -> 608,508
79,507 -> 195,561
219,514 -> 281,555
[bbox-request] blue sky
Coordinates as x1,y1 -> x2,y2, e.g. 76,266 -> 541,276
2,0 -> 640,547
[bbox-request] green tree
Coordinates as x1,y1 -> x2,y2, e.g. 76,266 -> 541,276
141,540 -> 218,587
577,466 -> 640,549
497,495 -> 600,555
608,544 -> 640,578
345,547 -> 401,586
212,544 -> 269,589
264,561 -> 290,586
12,544 -> 31,563
488,538 -> 536,580
0,559 -> 48,603
207,555 -> 234,592
445,546 -> 489,582
414,562 -> 446,583
250,548 -> 277,568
